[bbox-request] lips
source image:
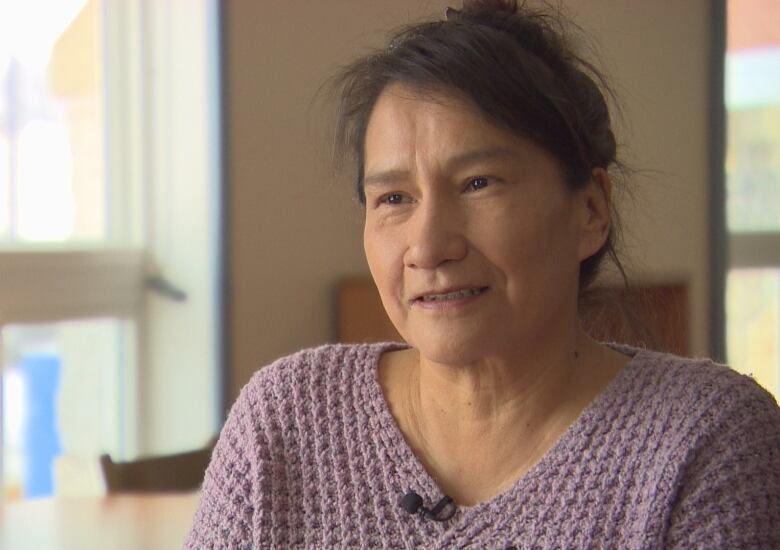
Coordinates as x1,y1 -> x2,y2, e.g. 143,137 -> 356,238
413,286 -> 489,303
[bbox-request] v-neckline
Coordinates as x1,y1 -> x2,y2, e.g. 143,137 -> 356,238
363,341 -> 644,519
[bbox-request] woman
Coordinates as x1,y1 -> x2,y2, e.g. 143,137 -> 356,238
186,1 -> 780,548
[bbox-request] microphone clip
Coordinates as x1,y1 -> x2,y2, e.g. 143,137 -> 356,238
399,490 -> 457,522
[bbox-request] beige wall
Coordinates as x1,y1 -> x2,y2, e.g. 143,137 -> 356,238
224,1 -> 711,400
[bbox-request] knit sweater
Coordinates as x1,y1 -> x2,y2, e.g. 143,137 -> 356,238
185,343 -> 780,549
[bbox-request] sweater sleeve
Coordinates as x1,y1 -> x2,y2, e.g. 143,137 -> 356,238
184,383 -> 258,549
664,376 -> 780,548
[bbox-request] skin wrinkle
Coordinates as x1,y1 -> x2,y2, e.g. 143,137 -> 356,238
364,146 -> 518,190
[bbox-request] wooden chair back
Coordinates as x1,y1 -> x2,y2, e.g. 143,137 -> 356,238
100,439 -> 216,493
336,277 -> 688,355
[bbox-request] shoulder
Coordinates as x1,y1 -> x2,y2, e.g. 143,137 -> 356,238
611,345 -> 780,461
209,342 -> 404,476
232,341 -> 407,417
596,347 -> 780,546
616,345 -> 778,416
250,341 -> 390,380
243,341 -> 404,389
616,351 -> 780,546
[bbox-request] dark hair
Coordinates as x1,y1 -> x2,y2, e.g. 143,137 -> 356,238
332,0 -> 625,292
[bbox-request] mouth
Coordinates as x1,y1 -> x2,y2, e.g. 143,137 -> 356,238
413,286 -> 489,304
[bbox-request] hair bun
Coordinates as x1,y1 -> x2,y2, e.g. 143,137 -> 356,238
446,1 -> 516,21
461,0 -> 518,14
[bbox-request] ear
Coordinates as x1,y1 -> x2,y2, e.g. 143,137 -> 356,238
576,167 -> 612,261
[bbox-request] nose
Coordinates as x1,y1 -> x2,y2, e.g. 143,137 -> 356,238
403,195 -> 467,270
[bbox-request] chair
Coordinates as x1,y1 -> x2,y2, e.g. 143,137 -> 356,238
100,438 -> 216,493
336,277 -> 688,355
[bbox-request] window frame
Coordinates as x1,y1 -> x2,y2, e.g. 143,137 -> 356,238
716,0 -> 780,395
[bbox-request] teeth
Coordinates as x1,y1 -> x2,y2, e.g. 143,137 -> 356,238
421,288 -> 484,302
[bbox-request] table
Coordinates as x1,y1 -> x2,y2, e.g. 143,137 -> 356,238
0,492 -> 200,549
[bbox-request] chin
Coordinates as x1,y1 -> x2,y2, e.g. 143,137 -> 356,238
396,314 -> 504,366
408,332 -> 490,367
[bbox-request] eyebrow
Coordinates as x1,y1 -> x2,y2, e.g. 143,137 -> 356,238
363,146 -> 517,188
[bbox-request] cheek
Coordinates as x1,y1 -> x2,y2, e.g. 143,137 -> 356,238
363,221 -> 404,304
483,204 -> 580,285
474,207 -> 545,263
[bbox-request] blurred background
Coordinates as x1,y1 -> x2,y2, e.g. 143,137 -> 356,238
0,0 -> 777,504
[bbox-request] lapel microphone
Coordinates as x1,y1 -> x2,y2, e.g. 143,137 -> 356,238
399,490 -> 457,522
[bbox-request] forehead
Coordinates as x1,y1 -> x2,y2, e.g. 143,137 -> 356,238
365,85 -> 509,155
363,84 -> 552,175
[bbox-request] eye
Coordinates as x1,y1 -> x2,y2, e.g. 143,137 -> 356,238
379,192 -> 407,205
466,177 -> 490,192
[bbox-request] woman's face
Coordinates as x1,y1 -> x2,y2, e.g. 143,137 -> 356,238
363,85 -> 608,365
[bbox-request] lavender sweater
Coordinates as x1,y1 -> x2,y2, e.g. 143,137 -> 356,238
185,343 -> 780,549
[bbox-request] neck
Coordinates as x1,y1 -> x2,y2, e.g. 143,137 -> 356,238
413,328 -> 590,426
393,330 -> 620,505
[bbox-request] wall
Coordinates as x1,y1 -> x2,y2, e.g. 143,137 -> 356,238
223,0 -> 711,400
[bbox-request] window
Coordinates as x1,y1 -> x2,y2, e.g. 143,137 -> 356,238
723,0 -> 780,399
0,0 -> 223,500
